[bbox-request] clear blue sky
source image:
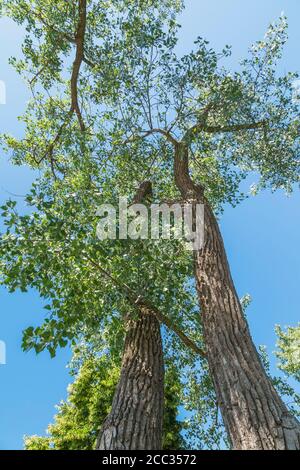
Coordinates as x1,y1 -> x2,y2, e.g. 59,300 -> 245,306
0,0 -> 299,450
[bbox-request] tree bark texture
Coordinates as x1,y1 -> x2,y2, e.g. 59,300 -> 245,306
174,142 -> 300,450
96,309 -> 164,450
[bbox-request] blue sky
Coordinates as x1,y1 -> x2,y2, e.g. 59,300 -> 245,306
0,0 -> 299,450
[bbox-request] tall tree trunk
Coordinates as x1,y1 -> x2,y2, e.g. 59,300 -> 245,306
96,308 -> 164,450
175,142 -> 300,450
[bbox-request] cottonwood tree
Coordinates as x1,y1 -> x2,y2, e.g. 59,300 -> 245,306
1,0 -> 300,449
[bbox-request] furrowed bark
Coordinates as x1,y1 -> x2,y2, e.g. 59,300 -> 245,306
96,308 -> 164,450
174,142 -> 300,450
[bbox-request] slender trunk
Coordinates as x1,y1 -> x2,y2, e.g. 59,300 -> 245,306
175,142 -> 300,450
96,309 -> 164,450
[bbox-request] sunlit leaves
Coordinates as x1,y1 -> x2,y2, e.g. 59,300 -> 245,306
275,324 -> 300,382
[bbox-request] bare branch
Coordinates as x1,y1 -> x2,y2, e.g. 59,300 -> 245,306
125,128 -> 178,146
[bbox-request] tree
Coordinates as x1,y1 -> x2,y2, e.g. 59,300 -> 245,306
1,0 -> 300,449
275,324 -> 300,382
24,351 -> 187,450
258,343 -> 300,423
25,355 -> 120,450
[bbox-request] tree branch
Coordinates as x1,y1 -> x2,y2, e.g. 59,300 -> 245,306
32,111 -> 73,177
85,255 -> 206,358
140,300 -> 207,358
124,128 -> 178,146
32,2 -> 88,131
132,180 -> 153,204
31,9 -> 76,44
183,119 -> 267,143
31,8 -> 94,69
70,0 -> 87,131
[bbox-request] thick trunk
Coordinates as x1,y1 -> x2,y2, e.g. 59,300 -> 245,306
175,143 -> 300,450
195,204 -> 300,449
96,309 -> 164,450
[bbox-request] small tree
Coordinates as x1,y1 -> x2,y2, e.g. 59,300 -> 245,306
275,324 -> 300,382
